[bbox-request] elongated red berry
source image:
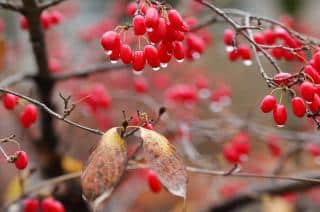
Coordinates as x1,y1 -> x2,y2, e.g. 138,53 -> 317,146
134,77 -> 148,93
228,50 -> 239,61
186,34 -> 205,54
304,65 -> 320,84
132,50 -> 146,71
41,11 -> 51,30
238,44 -> 251,60
144,44 -> 160,69
19,104 -> 38,128
145,7 -> 159,30
120,44 -> 132,64
23,198 -> 39,212
14,150 -> 28,170
42,197 -> 65,212
168,9 -> 183,30
267,135 -> 282,157
307,143 -> 320,157
223,29 -> 235,46
273,72 -> 292,85
231,132 -> 250,156
173,41 -> 185,62
300,81 -> 315,103
3,94 -> 19,110
260,95 -> 277,113
273,104 -> 287,126
309,94 -> 320,113
147,171 -> 162,193
145,123 -> 153,130
101,31 -> 120,52
223,144 -> 240,164
147,17 -> 167,43
50,11 -> 62,25
253,33 -> 265,45
291,97 -> 306,117
133,15 -> 146,35
126,2 -> 137,16
263,29 -> 276,45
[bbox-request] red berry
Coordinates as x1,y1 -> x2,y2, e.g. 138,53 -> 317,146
23,198 -> 39,212
14,150 -> 28,170
132,50 -> 146,71
307,143 -> 320,157
309,94 -> 320,113
134,77 -> 148,93
145,123 -> 153,130
133,15 -> 146,35
237,44 -> 251,60
108,45 -> 120,62
300,81 -> 315,103
158,41 -> 172,65
260,95 -> 277,113
273,104 -> 287,126
263,29 -> 276,45
126,2 -> 137,16
267,135 -> 282,157
291,97 -> 306,117
3,94 -> 19,110
50,10 -> 62,25
223,144 -> 240,164
228,50 -> 239,61
253,32 -> 265,45
20,16 -> 28,30
271,47 -> 284,60
273,72 -> 292,85
147,17 -> 167,43
19,104 -> 38,128
168,9 -> 184,31
41,11 -> 51,30
147,171 -> 162,193
145,7 -> 159,30
231,132 -> 250,156
144,44 -> 160,69
223,29 -> 235,46
186,33 -> 205,55
120,44 -> 133,64
314,52 -> 320,69
173,41 -> 185,62
304,65 -> 320,84
42,197 -> 65,212
101,31 -> 121,52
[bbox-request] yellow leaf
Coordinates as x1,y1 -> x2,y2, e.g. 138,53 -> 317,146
81,127 -> 127,208
139,127 -> 188,198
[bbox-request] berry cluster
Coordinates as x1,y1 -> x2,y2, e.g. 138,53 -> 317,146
260,65 -> 320,126
78,83 -> 112,114
223,132 -> 250,164
24,197 -> 65,212
2,94 -> 38,128
223,29 -> 252,66
20,10 -> 62,30
101,1 -> 210,74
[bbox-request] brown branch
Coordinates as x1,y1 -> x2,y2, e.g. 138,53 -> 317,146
39,0 -> 67,10
52,63 -> 128,81
208,171 -> 320,212
0,88 -> 103,135
0,1 -> 23,12
0,72 -> 34,88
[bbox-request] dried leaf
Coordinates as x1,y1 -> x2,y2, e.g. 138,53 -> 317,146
81,127 -> 127,207
139,127 -> 188,198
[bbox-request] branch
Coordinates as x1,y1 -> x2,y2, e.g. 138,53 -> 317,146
0,88 -> 103,135
0,1 -> 23,12
0,72 -> 34,88
52,63 -> 128,81
39,0 -> 67,10
208,171 -> 320,212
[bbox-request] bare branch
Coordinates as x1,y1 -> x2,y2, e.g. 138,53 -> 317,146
0,88 -> 103,135
0,72 -> 34,88
53,63 -> 129,81
39,0 -> 67,10
0,1 -> 23,12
